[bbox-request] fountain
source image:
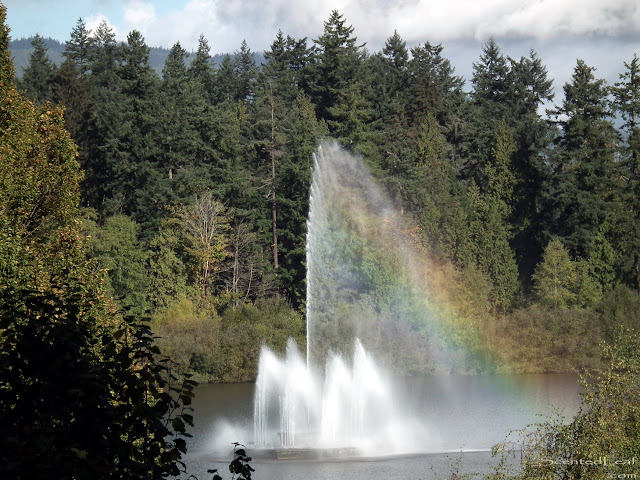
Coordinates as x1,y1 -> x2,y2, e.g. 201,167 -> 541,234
252,140 -> 438,459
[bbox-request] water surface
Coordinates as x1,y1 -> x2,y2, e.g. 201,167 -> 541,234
181,374 -> 581,479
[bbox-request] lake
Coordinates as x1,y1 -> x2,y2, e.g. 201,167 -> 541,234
180,374 -> 581,480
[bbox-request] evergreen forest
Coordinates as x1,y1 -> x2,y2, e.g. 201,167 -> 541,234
7,10 -> 640,380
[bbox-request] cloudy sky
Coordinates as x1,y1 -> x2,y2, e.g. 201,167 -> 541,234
4,0 -> 640,97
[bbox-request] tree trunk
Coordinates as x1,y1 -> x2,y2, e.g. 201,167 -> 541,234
269,81 -> 279,270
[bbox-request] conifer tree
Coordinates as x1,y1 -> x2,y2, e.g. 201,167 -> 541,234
87,214 -> 150,315
464,39 -> 511,183
467,120 -> 520,310
308,10 -> 371,144
367,30 -> 409,122
81,19 -> 126,212
611,54 -> 640,290
116,30 -> 162,232
189,34 -> 215,101
262,30 -> 310,105
276,93 -> 323,305
471,38 -> 510,118
156,41 -> 212,212
506,51 -> 555,286
64,17 -> 93,76
213,53 -> 238,103
408,42 -> 464,124
51,57 -> 90,141
532,239 -> 578,309
19,34 -> 56,105
546,60 -> 619,258
234,39 -> 257,103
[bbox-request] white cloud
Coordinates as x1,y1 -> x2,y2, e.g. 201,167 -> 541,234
123,0 -> 156,27
93,0 -> 639,79
86,12 -> 121,38
363,0 -> 640,45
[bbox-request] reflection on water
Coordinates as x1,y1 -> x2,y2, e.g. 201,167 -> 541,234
180,374 -> 581,480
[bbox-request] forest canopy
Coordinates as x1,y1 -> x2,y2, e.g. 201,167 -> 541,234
6,8 -> 640,379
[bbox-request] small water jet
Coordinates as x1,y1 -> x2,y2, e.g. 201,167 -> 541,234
252,140 -> 438,457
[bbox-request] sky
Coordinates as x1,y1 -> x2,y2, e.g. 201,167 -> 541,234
4,0 -> 640,99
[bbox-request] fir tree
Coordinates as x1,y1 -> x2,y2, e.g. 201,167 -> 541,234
234,39 -> 257,103
611,54 -> 640,290
189,34 -> 215,101
51,57 -> 89,141
308,11 -> 368,129
546,59 -> 619,258
64,17 -> 93,76
19,34 -> 56,105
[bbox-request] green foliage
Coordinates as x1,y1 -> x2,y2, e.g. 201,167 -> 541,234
86,214 -> 150,315
595,285 -> 640,340
0,5 -> 13,89
611,54 -> 640,291
64,17 -> 93,75
546,59 -> 619,259
51,56 -> 90,141
491,305 -> 601,373
153,296 -> 304,383
5,3 -> 640,379
0,23 -> 196,477
532,239 -> 579,308
490,327 -> 640,480
146,224 -> 191,311
0,282 -> 198,479
18,34 -> 57,105
227,443 -> 254,480
173,191 -> 230,297
206,443 -> 254,480
309,10 -> 368,133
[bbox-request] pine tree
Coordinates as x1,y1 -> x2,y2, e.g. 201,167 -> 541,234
506,51 -> 555,287
156,41 -> 211,212
234,39 -> 257,103
532,239 -> 579,309
0,5 -> 12,91
212,53 -> 238,103
308,10 -> 369,134
463,38 -> 511,183
276,93 -> 323,305
87,215 -> 150,315
466,121 -> 520,311
81,19 -> 126,212
611,54 -> 640,290
19,34 -> 57,105
116,30 -> 162,233
471,38 -> 510,118
262,30 -> 310,105
146,224 -> 189,311
546,59 -> 619,258
51,57 -> 90,141
367,30 -> 409,122
64,17 -> 93,76
408,42 -> 464,124
189,34 -> 215,101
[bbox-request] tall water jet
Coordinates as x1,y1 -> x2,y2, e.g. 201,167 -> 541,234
253,140 -> 442,456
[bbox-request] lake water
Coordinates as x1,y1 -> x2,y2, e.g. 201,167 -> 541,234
180,374 -> 581,480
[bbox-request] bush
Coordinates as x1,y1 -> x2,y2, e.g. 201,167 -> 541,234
490,327 -> 640,480
490,305 -> 601,373
152,296 -> 304,383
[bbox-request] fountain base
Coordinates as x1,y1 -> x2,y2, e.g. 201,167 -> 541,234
251,446 -> 360,461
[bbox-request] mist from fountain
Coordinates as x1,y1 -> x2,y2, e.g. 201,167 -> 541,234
253,140 -> 437,455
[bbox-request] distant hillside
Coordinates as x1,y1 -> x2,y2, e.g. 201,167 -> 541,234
9,36 -> 264,78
